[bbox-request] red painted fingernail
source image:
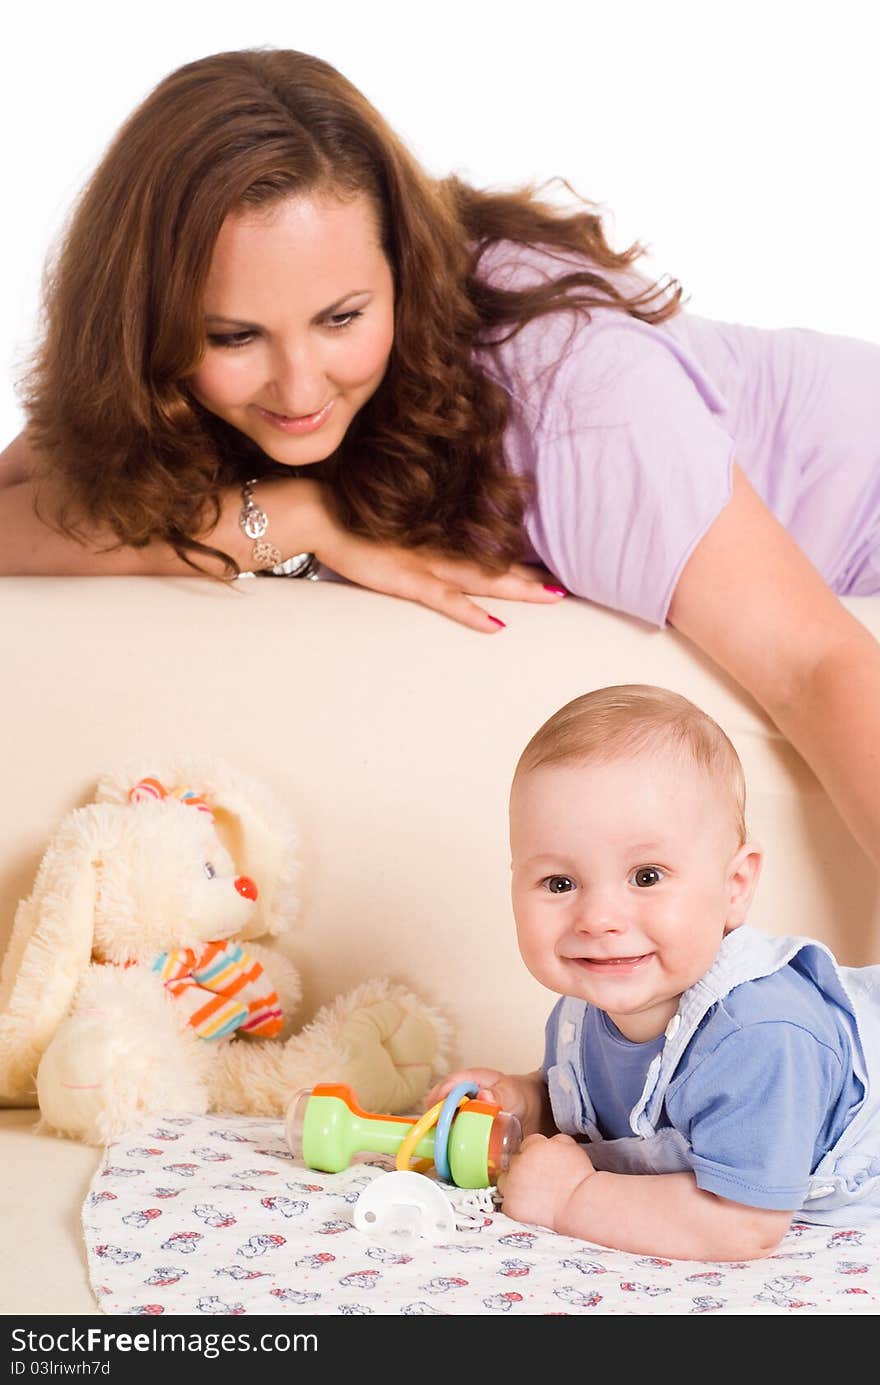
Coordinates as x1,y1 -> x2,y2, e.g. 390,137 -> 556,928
488,615 -> 506,628
543,584 -> 567,596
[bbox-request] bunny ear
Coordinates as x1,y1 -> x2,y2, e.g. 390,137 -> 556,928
0,803 -> 119,1104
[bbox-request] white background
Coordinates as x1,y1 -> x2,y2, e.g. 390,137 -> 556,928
3,0 -> 878,445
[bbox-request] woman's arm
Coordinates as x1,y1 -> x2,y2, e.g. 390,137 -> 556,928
0,432 -> 565,628
0,432 -> 315,575
668,464 -> 880,873
0,431 -> 32,486
497,1132 -> 791,1260
0,475 -> 229,575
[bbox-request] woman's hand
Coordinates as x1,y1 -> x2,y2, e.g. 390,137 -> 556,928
300,481 -> 566,633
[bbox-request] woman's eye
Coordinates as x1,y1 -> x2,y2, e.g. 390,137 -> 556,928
544,875 -> 575,894
206,311 -> 362,348
207,331 -> 255,349
204,862 -> 216,879
631,866 -> 663,888
325,309 -> 364,330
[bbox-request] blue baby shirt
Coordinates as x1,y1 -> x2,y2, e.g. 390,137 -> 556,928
574,1009 -> 665,1141
543,934 -> 866,1212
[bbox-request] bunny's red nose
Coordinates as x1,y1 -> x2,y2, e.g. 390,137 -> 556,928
235,876 -> 258,901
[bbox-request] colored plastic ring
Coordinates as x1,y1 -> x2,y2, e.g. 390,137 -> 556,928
433,1081 -> 480,1183
395,1100 -> 445,1173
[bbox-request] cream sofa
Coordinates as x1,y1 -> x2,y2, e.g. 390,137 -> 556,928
2,576 -> 879,1316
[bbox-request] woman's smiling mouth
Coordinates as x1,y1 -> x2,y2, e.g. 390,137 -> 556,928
253,399 -> 336,434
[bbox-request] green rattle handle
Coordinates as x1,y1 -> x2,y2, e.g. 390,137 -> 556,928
287,1083 -> 435,1171
284,1083 -> 521,1188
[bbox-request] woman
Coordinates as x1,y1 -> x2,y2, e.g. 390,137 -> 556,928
3,48 -> 880,874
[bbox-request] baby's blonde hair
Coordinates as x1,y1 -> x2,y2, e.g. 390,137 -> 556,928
513,684 -> 747,846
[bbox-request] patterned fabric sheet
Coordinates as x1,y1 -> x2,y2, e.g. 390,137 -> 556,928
82,1113 -> 880,1316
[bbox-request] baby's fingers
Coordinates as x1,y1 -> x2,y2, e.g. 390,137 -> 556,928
425,1068 -> 505,1107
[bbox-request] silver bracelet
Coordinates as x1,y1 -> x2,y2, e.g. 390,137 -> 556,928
238,478 -> 319,579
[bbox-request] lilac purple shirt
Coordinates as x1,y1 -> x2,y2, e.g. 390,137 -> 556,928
475,241 -> 880,626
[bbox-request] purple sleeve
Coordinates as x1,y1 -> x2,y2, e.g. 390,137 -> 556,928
524,320 -> 736,626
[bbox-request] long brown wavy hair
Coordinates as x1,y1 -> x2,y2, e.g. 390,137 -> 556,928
22,48 -> 683,574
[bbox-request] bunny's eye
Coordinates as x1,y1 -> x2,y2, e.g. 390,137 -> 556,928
204,862 -> 216,879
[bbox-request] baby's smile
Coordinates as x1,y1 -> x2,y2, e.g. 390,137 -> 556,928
568,952 -> 655,977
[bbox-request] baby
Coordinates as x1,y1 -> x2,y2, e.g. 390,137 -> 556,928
431,684 -> 880,1260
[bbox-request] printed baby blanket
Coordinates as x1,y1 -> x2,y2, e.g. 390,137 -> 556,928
82,1114 -> 880,1316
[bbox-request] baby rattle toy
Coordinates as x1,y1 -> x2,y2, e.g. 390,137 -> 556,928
285,1081 -> 522,1188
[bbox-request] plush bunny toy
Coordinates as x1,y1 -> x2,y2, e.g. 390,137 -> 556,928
0,759 -> 445,1145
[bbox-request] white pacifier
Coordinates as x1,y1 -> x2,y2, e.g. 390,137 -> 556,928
353,1171 -> 456,1241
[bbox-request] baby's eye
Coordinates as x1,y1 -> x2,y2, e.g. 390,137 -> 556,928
630,866 -> 664,888
543,875 -> 575,894
204,862 -> 217,879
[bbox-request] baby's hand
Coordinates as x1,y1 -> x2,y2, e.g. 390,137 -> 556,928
496,1133 -> 595,1233
425,1068 -> 509,1108
425,1068 -> 549,1138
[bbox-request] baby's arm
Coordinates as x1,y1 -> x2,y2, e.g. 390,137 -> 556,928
426,1068 -> 556,1140
498,1133 -> 792,1261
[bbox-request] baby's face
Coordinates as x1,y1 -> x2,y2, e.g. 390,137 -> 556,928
509,751 -> 759,1042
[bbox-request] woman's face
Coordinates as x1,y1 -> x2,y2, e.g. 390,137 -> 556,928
189,190 -> 395,465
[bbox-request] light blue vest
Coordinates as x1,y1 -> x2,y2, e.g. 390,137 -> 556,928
545,925 -> 880,1225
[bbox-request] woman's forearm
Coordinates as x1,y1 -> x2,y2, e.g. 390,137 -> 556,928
767,623 -> 880,876
0,431 -> 32,486
558,1170 -> 791,1261
0,478 -> 200,574
0,467 -> 329,577
668,468 -> 880,879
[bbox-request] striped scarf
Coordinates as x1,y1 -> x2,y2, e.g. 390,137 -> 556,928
151,940 -> 283,1041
